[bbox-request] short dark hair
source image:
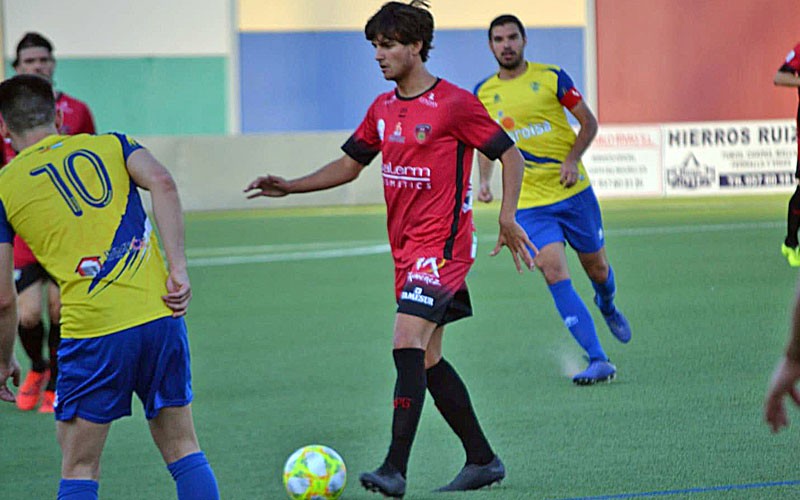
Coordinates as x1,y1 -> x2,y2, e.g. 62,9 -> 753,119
488,14 -> 526,39
13,32 -> 54,68
365,0 -> 434,62
0,75 -> 56,134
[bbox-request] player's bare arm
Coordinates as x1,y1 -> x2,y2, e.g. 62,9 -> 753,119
476,152 -> 495,203
490,146 -> 537,272
0,243 -> 20,402
245,155 -> 366,199
765,283 -> 800,432
126,149 -> 191,317
774,69 -> 800,87
561,100 -> 598,188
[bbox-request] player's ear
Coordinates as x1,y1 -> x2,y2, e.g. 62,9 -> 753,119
54,107 -> 63,130
410,40 -> 423,57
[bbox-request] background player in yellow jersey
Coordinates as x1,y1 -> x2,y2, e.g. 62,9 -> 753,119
0,75 -> 218,500
475,15 -> 632,385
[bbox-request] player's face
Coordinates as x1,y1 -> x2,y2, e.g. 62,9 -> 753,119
372,35 -> 418,82
15,47 -> 55,81
489,23 -> 526,71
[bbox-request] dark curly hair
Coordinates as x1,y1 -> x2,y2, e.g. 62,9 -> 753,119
365,0 -> 434,62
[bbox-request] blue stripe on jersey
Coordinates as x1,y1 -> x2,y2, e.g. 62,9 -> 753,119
520,149 -> 562,164
88,180 -> 148,294
473,74 -> 492,96
548,68 -> 576,100
110,133 -> 144,161
0,199 -> 13,243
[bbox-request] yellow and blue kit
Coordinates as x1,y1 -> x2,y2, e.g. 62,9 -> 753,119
0,133 -> 172,339
474,62 -> 591,208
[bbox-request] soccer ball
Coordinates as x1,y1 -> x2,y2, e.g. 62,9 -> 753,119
282,445 -> 346,499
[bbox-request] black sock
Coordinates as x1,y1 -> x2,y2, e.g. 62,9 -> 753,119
786,186 -> 800,247
19,322 -> 48,373
46,323 -> 61,392
426,358 -> 494,466
384,348 -> 426,477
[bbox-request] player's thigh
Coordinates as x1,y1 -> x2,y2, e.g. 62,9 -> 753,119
57,417 -> 111,480
560,188 -> 605,254
533,242 -> 571,284
47,279 -> 61,323
148,404 -> 200,464
393,313 -> 438,350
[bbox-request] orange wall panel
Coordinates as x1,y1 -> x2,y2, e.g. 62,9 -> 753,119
596,0 -> 800,123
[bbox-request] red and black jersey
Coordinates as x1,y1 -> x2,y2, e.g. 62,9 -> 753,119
779,43 -> 800,156
2,91 -> 96,268
343,79 -> 513,267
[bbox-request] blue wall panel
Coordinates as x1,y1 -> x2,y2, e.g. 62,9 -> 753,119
240,28 -> 583,132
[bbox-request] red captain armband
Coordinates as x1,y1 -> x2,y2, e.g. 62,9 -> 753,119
559,87 -> 583,110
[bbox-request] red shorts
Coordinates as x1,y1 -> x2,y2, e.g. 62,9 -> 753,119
394,257 -> 473,326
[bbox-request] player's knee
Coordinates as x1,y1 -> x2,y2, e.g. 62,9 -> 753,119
18,310 -> 42,329
586,263 -> 609,283
62,456 -> 101,481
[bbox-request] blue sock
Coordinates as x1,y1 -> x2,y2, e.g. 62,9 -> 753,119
167,451 -> 220,500
58,479 -> 98,500
548,279 -> 607,361
591,266 -> 617,315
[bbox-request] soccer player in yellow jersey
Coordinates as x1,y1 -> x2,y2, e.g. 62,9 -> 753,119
475,15 -> 632,385
0,75 -> 219,499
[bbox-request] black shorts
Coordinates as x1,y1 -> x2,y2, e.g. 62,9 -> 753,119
395,258 -> 473,326
14,263 -> 50,294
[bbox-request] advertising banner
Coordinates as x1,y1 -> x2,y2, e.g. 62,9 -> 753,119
583,126 -> 663,197
662,120 -> 797,195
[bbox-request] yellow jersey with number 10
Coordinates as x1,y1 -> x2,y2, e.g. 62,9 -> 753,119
474,62 -> 591,208
0,133 -> 172,339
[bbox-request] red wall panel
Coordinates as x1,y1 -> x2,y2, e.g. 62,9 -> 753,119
596,0 -> 800,123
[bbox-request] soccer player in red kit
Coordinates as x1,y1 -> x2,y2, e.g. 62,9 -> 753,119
245,1 -> 536,496
776,42 -> 800,267
2,32 -> 97,413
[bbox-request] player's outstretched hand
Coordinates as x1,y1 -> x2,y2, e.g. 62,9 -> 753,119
764,357 -> 800,433
560,159 -> 579,188
244,175 -> 292,199
477,182 -> 494,203
163,268 -> 192,317
0,356 -> 21,403
490,217 -> 537,273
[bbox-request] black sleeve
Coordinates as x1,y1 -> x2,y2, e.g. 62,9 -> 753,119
341,134 -> 380,166
477,130 -> 515,161
779,63 -> 798,74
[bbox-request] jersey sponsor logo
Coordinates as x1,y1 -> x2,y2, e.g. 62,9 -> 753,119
400,286 -> 434,306
419,92 -> 438,108
415,124 -> 431,143
666,153 -> 715,189
499,118 -> 553,143
389,122 -> 405,143
382,162 -> 432,190
75,256 -> 102,277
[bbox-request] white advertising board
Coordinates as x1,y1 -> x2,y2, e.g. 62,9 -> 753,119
583,126 -> 663,197
662,120 -> 797,195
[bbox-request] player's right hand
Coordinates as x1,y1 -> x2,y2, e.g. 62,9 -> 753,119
163,268 -> 192,317
764,356 -> 800,433
244,175 -> 292,199
491,218 -> 537,273
477,182 -> 493,203
0,355 -> 21,403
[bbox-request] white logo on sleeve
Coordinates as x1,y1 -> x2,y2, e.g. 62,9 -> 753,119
377,119 -> 386,141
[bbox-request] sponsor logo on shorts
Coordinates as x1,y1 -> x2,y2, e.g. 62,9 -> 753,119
401,286 -> 434,306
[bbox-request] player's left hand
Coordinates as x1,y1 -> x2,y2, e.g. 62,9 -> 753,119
491,218 -> 538,273
560,159 -> 579,188
0,356 -> 21,403
163,268 -> 192,317
764,356 -> 800,433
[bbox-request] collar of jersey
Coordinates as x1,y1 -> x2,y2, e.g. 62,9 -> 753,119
394,78 -> 442,101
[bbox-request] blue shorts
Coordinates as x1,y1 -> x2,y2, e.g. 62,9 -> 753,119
55,316 -> 193,424
516,187 -> 605,254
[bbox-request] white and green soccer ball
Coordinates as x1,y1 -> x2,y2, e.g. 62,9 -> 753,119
282,445 -> 346,499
